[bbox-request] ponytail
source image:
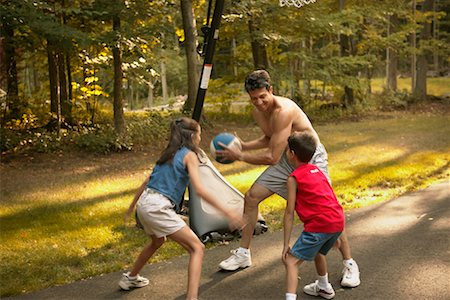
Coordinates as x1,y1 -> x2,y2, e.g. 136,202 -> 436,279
156,117 -> 200,165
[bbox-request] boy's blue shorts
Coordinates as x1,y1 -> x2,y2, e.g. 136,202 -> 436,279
290,231 -> 342,261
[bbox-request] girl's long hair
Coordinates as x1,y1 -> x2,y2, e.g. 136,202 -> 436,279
156,117 -> 200,165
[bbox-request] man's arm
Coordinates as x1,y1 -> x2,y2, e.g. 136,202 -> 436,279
240,109 -> 293,165
240,135 -> 270,151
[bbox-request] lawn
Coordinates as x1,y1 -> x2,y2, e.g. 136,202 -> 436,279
370,77 -> 450,96
1,108 -> 449,297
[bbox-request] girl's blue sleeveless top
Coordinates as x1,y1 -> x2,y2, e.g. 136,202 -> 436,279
147,147 -> 191,211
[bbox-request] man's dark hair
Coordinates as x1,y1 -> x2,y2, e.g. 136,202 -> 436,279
245,70 -> 271,92
288,132 -> 317,163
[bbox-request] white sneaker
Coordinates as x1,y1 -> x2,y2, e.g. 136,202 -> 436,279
219,248 -> 252,271
119,272 -> 149,290
303,280 -> 335,299
341,260 -> 361,288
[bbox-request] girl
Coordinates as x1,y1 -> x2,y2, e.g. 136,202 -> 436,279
119,117 -> 244,300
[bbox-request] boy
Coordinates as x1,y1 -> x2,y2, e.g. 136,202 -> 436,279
282,132 -> 345,300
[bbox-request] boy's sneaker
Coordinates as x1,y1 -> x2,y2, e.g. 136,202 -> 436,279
119,272 -> 149,290
341,260 -> 360,288
219,249 -> 252,271
303,280 -> 335,299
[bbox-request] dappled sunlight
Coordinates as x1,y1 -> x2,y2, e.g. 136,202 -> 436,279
0,175 -> 142,216
331,144 -> 406,167
330,143 -> 407,184
226,167 -> 265,192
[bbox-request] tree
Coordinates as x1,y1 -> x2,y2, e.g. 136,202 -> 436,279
180,0 -> 200,112
413,0 -> 434,99
111,1 -> 126,135
1,15 -> 21,121
386,13 -> 400,91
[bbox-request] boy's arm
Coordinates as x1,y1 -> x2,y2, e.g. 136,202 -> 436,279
283,176 -> 297,259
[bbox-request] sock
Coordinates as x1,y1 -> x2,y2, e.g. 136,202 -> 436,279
127,273 -> 137,280
285,292 -> 297,300
238,247 -> 250,255
317,273 -> 329,289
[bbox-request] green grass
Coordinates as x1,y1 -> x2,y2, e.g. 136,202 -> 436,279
371,77 -> 450,96
1,110 -> 449,297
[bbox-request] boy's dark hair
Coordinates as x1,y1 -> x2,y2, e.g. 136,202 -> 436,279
245,70 -> 271,92
157,117 -> 200,165
288,132 -> 317,163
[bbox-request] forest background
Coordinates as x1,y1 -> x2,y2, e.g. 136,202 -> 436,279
1,0 -> 449,297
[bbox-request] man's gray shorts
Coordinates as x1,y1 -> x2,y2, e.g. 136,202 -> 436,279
254,143 -> 329,200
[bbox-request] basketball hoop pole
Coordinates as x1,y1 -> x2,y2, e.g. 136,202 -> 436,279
192,0 -> 225,122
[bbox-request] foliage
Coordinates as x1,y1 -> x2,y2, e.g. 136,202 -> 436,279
73,125 -> 133,153
125,111 -> 173,148
205,79 -> 246,114
0,114 -> 64,153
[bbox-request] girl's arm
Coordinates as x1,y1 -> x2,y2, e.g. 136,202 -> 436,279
282,176 -> 297,261
124,177 -> 149,222
185,152 -> 245,230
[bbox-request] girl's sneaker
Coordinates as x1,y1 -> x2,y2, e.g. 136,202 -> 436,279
119,272 -> 149,290
303,280 -> 335,299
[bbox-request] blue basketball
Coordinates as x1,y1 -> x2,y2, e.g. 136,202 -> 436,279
210,133 -> 242,164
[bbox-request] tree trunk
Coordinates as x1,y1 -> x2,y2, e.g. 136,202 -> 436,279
2,20 -> 22,120
413,0 -> 434,99
147,79 -> 154,108
161,60 -> 168,102
66,51 -> 73,106
231,38 -> 238,76
248,18 -> 268,69
58,50 -> 70,124
339,0 -> 354,106
411,0 -> 417,91
47,39 -> 59,127
112,14 -> 126,135
386,14 -> 399,91
59,0 -> 72,124
180,0 -> 200,112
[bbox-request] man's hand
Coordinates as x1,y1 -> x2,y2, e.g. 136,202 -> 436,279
216,141 -> 242,162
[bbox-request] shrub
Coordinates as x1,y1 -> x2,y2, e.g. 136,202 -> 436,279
125,112 -> 172,147
73,125 -> 133,153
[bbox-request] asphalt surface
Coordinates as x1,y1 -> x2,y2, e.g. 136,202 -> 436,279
7,181 -> 450,300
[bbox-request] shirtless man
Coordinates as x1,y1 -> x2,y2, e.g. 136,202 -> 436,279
217,70 -> 360,288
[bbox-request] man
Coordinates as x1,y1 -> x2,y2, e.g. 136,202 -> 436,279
217,70 -> 360,288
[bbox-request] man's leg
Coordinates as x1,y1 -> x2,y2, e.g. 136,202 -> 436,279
240,183 -> 273,248
219,183 -> 273,270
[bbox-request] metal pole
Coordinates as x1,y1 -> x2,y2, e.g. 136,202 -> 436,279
192,0 -> 225,122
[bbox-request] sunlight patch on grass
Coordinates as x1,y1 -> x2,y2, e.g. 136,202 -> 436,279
332,151 -> 449,209
371,77 -> 450,95
225,166 -> 266,193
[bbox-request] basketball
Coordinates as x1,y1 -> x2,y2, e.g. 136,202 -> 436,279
210,133 -> 242,164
